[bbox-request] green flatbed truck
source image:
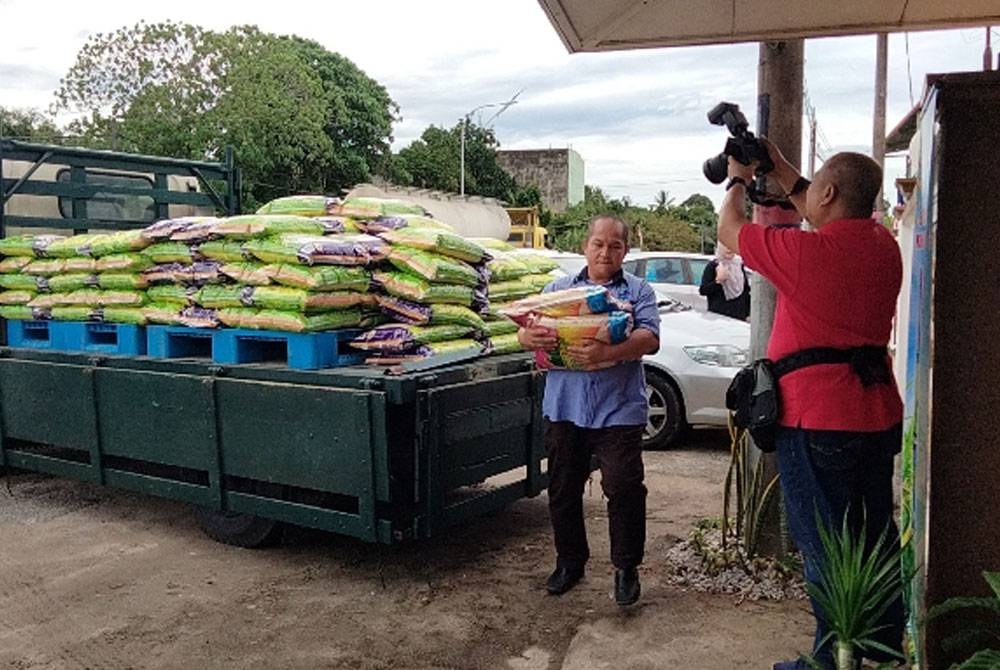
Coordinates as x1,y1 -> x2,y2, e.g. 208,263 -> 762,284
0,139 -> 547,546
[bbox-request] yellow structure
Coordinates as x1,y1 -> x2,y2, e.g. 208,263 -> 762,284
505,206 -> 547,248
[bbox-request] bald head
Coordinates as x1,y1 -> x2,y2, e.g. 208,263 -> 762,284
586,214 -> 630,247
817,152 -> 883,219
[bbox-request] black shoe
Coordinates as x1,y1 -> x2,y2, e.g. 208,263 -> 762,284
546,565 -> 584,595
614,567 -> 640,606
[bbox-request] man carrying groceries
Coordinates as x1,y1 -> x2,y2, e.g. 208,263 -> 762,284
517,214 -> 660,606
718,143 -> 905,669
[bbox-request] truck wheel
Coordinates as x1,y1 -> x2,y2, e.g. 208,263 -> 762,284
643,368 -> 686,450
195,508 -> 283,548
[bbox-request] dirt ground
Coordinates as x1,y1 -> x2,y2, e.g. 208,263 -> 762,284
0,429 -> 814,670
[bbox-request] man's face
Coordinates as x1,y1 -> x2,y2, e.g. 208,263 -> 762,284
583,218 -> 628,280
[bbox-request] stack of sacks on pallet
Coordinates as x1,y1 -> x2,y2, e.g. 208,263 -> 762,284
351,217 -> 495,364
499,285 -> 634,370
0,229 -> 161,324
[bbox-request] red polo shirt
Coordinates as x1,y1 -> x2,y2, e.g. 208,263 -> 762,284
738,218 -> 903,431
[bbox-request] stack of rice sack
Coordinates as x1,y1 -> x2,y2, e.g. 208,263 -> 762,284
499,285 -> 633,370
350,218 -> 496,364
0,229 -> 163,325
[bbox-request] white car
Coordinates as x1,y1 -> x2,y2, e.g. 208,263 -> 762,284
543,253 -> 749,449
622,251 -> 716,311
642,296 -> 749,448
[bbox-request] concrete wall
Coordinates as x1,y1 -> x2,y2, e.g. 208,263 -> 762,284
497,148 -> 585,213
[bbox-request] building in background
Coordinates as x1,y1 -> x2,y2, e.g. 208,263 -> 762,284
497,148 -> 584,213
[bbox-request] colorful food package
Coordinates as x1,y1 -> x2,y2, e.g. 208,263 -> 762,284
387,246 -> 480,286
197,239 -> 251,262
141,217 -> 217,242
85,230 -> 152,257
178,306 -> 221,328
209,215 -> 326,240
329,196 -> 427,219
143,303 -> 184,325
488,279 -> 535,302
0,274 -> 47,291
468,237 -> 514,252
101,307 -> 147,325
141,242 -> 199,264
219,263 -> 276,286
170,220 -> 220,244
0,305 -> 48,320
96,253 -> 155,273
509,251 -> 560,274
379,228 -> 489,264
48,273 -> 98,292
363,339 -> 484,365
531,311 -> 633,371
0,290 -> 35,305
0,257 -> 32,273
63,257 -> 98,273
23,259 -> 66,276
147,285 -> 198,305
249,308 -> 363,333
371,271 -> 475,306
0,235 -> 65,258
489,332 -> 524,355
351,323 -> 475,352
498,285 -> 631,326
486,252 -> 532,282
255,195 -> 335,217
51,306 -> 99,321
98,273 -> 149,290
358,214 -> 454,235
376,295 -> 486,330
268,264 -> 371,292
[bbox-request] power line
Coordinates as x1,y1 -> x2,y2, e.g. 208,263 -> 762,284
904,33 -> 915,107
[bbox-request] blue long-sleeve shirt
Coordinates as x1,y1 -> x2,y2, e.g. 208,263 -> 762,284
541,268 -> 660,429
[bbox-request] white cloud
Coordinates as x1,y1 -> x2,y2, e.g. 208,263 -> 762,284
0,0 -> 994,209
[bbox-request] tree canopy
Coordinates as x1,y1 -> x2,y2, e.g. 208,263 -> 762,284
53,21 -> 397,208
389,121 -> 516,201
0,108 -> 60,142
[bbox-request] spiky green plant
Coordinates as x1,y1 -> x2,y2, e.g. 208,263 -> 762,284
802,509 -> 906,670
926,571 -> 1000,669
722,419 -> 780,560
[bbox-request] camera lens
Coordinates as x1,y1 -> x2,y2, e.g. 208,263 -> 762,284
702,154 -> 729,184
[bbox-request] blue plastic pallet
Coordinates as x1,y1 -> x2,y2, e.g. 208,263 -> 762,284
5,320 -> 146,355
5,320 -> 57,349
146,326 -> 365,370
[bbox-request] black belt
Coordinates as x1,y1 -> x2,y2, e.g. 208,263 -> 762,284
772,345 -> 892,387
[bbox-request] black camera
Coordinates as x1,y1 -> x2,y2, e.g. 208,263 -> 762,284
702,102 -> 774,184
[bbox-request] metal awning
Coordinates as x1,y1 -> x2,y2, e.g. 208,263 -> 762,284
537,0 -> 1000,52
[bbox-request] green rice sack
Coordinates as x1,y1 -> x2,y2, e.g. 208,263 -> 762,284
255,195 -> 334,217
198,239 -> 251,263
375,295 -> 486,329
483,315 -> 519,337
96,253 -> 155,273
210,215 -> 326,240
44,234 -> 100,258
86,229 -> 151,256
23,259 -> 66,276
0,235 -> 65,258
241,236 -> 309,264
48,274 -> 98,293
489,279 -> 535,302
489,332 -> 524,355
363,338 -> 484,365
509,251 -> 560,273
387,246 -> 480,286
302,291 -> 377,313
359,214 -> 454,234
142,243 -> 198,264
51,306 -> 99,321
330,197 -> 427,219
101,307 -> 147,325
522,273 -> 556,291
245,286 -> 306,311
252,308 -> 363,333
350,323 -> 475,351
0,305 -> 42,320
378,228 -> 489,264
147,285 -> 197,305
96,290 -> 146,307
0,257 -> 31,273
216,307 -> 261,329
28,293 -> 74,308
219,263 -> 276,286
371,271 -> 474,306
269,264 -> 371,292
468,237 -> 514,252
0,274 -> 47,291
486,252 -> 532,282
143,303 -> 184,325
98,273 -> 149,290
63,257 -> 98,273
0,290 -> 35,306
195,285 -> 248,309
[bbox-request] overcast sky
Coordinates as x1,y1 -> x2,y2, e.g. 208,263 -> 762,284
1,0 -> 996,208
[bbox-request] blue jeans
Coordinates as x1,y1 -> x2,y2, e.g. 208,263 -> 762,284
776,424 -> 905,669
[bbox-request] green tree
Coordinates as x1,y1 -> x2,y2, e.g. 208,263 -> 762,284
0,107 -> 60,141
393,121 -> 515,200
670,193 -> 718,253
53,21 -> 396,208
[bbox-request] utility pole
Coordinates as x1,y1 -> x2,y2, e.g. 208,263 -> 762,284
873,33 -> 888,216
750,39 -> 804,557
807,104 -> 818,179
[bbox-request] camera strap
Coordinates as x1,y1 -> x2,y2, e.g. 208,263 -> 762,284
772,345 -> 892,387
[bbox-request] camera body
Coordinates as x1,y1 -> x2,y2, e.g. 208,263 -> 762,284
702,102 -> 774,184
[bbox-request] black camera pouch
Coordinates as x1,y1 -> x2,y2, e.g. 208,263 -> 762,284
725,358 -> 780,452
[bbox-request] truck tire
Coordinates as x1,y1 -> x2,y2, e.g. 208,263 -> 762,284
195,508 -> 283,548
643,367 -> 686,450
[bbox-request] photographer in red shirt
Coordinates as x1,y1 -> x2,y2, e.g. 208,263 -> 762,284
718,143 -> 905,670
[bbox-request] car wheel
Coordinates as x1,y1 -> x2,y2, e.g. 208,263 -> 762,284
195,508 -> 284,548
643,368 -> 685,449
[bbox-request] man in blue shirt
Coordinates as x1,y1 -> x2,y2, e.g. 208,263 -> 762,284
517,214 -> 660,606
